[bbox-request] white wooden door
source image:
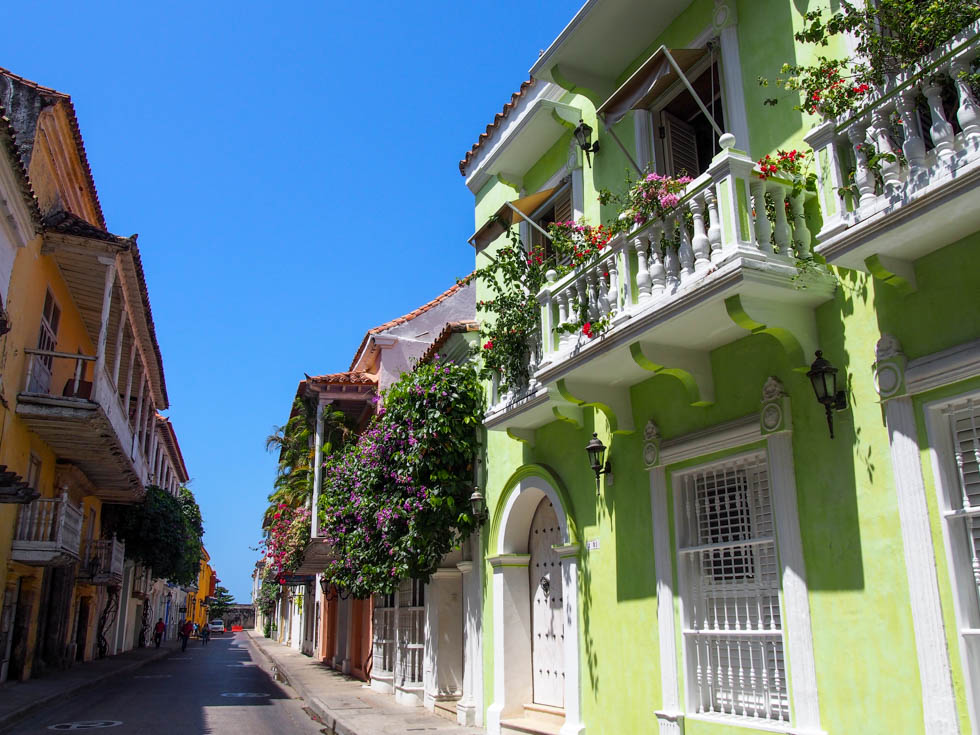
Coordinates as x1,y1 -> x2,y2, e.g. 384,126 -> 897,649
529,497 -> 564,708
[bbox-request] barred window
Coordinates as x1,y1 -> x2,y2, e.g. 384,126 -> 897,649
676,452 -> 790,724
372,591 -> 395,675
396,579 -> 424,687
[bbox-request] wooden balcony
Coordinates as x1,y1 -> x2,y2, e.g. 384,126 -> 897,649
79,537 -> 125,586
486,139 -> 835,436
11,493 -> 83,566
294,536 -> 336,575
16,349 -> 147,503
805,21 -> 980,286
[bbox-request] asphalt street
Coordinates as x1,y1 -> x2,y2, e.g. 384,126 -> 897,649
6,632 -> 325,735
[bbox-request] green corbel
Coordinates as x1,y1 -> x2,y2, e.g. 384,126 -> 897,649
865,254 -> 917,294
553,379 -> 634,435
629,342 -> 714,407
545,383 -> 583,428
550,108 -> 577,130
724,294 -> 811,372
550,63 -> 611,107
506,428 -> 536,447
496,172 -> 523,190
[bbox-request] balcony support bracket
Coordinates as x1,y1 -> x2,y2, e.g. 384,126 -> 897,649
629,342 -> 715,407
865,254 -> 917,294
725,294 -> 818,372
552,379 -> 634,435
506,428 -> 536,447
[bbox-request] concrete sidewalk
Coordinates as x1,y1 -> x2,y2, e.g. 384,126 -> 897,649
0,639 -> 179,732
244,630 -> 484,735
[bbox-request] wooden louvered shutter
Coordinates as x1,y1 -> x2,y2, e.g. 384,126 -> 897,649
948,401 -> 980,608
663,110 -> 699,178
553,188 -> 572,224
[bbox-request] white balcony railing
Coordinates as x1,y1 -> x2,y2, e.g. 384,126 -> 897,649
132,564 -> 152,599
12,493 -> 83,565
80,537 -> 125,585
805,21 -> 980,267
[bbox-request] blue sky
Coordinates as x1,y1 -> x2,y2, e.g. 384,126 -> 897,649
3,1 -> 582,601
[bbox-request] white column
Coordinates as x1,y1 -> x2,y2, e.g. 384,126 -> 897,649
93,259 -> 116,381
874,336 -> 960,734
123,342 -> 136,422
554,544 -> 584,735
425,568 -> 463,713
132,372 -> 146,457
456,560 -> 477,726
486,555 -> 532,735
650,465 -> 683,735
111,302 -> 125,388
312,401 -> 324,538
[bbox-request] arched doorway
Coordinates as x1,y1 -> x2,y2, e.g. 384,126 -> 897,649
486,470 -> 584,735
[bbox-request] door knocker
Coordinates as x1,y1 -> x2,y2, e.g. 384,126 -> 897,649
539,576 -> 550,595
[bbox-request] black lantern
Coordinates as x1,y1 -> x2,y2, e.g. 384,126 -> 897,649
573,119 -> 600,165
807,350 -> 847,439
470,488 -> 488,525
318,576 -> 330,597
585,432 -> 611,490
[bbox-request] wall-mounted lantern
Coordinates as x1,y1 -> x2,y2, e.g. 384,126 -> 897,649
470,488 -> 488,525
574,119 -> 600,166
807,350 -> 847,439
586,432 -> 612,491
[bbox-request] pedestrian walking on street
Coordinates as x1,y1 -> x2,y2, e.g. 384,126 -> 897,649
153,618 -> 166,648
179,619 -> 193,652
201,622 -> 210,646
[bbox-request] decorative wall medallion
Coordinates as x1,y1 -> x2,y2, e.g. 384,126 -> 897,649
872,334 -> 907,399
760,376 -> 791,434
713,0 -> 733,29
643,419 -> 661,468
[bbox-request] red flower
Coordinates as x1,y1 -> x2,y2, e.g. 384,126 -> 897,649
483,340 -> 493,350
582,322 -> 593,339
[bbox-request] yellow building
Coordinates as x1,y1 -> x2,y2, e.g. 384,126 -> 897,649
0,67 -> 175,681
188,548 -> 216,631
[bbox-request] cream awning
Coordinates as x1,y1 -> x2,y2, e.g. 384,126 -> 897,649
469,186 -> 557,251
597,47 -> 707,126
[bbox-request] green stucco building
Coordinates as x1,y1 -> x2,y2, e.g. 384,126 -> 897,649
459,2 -> 980,734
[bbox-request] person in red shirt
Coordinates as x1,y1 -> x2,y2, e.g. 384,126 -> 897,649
153,618 -> 166,648
179,619 -> 193,652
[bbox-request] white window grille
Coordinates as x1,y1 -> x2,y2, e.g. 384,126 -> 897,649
676,452 -> 790,724
396,578 -> 424,687
942,398 -> 980,660
372,591 -> 395,676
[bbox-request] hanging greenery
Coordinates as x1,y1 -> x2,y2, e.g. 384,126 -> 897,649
759,1 -> 980,118
103,485 -> 204,587
261,504 -> 311,576
317,357 -> 483,598
255,567 -> 281,618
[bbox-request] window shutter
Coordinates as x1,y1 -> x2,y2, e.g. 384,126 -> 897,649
663,110 -> 699,178
947,401 -> 980,602
553,189 -> 573,224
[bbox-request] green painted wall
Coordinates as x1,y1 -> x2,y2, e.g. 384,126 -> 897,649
467,2 -> 979,734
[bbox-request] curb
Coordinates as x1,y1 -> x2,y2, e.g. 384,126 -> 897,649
0,645 -> 177,733
242,632 -> 357,735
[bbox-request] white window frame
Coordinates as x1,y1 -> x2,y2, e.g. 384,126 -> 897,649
372,590 -> 396,676
925,389 -> 980,733
634,18 -> 750,172
396,578 -> 425,688
673,449 -> 791,727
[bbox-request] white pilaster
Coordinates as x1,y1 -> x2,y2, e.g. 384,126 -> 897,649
487,555 -> 532,735
456,559 -> 477,726
874,336 -> 960,735
554,543 -> 584,735
312,401 -> 324,538
93,258 -> 116,381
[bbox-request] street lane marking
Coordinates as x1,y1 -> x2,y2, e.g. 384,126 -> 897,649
48,722 -> 122,730
220,692 -> 270,698
134,674 -> 172,678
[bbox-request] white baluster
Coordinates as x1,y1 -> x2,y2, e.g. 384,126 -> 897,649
576,276 -> 589,329
676,213 -> 695,281
847,121 -> 877,212
605,254 -> 619,316
690,195 -> 710,273
664,243 -> 681,292
871,107 -> 902,194
951,56 -> 980,146
767,181 -> 791,258
556,290 -> 569,349
750,178 -> 771,253
633,235 -> 651,302
788,193 -> 811,258
648,235 -> 666,296
586,268 -> 601,321
704,187 -> 723,262
923,81 -> 956,161
897,87 -> 928,186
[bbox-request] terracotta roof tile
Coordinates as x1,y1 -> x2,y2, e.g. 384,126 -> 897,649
459,78 -> 535,176
420,320 -> 480,364
307,371 -> 377,386
0,66 -> 107,230
42,210 -> 129,244
348,276 -> 474,371
0,108 -> 41,230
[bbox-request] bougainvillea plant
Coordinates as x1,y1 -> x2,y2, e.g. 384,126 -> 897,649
757,148 -> 815,196
317,356 -> 483,598
261,504 -> 311,576
760,1 -> 980,118
601,170 -> 693,233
